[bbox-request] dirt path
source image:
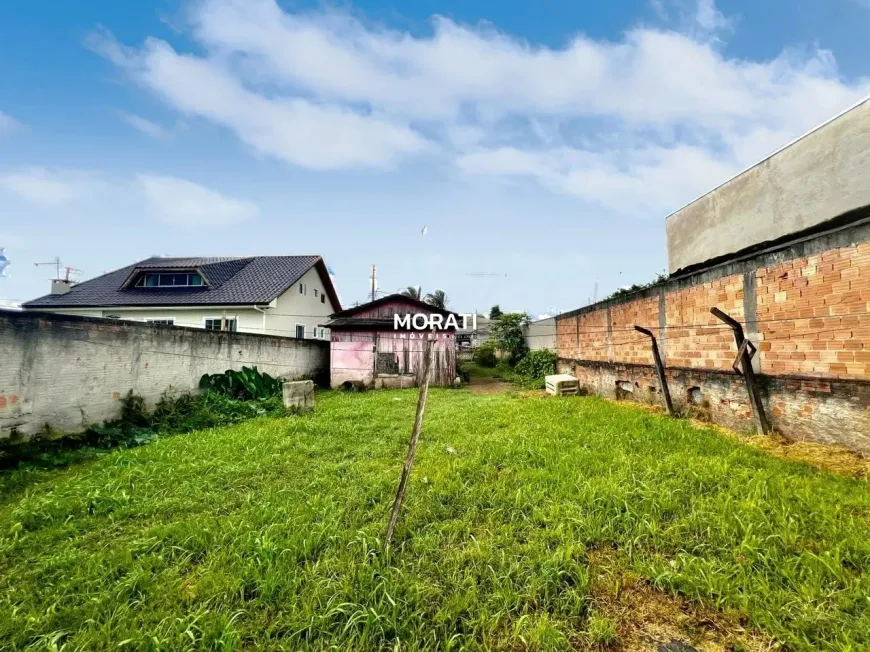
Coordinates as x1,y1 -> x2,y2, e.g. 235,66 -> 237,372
467,375 -> 512,394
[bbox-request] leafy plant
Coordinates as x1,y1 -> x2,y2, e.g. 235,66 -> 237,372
514,349 -> 558,379
199,366 -> 283,400
475,341 -> 498,367
490,312 -> 530,364
489,304 -> 502,319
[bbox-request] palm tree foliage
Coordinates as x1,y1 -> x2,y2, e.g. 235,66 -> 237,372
424,289 -> 448,309
399,285 -> 422,300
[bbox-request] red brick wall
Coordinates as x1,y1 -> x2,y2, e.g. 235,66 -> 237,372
756,242 -> 870,379
556,242 -> 870,381
665,274 -> 743,371
610,296 -> 658,365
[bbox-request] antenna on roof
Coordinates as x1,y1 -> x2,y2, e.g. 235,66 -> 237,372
34,256 -> 64,279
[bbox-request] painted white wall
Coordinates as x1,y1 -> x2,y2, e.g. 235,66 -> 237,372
42,266 -> 340,339
524,317 -> 557,351
265,266 -> 337,339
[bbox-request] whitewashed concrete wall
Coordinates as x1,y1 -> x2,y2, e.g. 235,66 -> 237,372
667,97 -> 870,274
0,310 -> 328,441
524,317 -> 557,351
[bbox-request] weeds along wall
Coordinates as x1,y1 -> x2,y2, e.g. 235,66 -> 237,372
555,218 -> 870,454
0,310 -> 329,441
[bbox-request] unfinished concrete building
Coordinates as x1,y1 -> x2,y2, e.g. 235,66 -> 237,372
556,96 -> 870,453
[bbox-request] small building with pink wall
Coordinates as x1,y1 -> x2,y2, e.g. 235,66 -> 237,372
321,294 -> 457,389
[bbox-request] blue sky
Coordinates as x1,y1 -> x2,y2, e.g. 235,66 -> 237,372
1,0 -> 869,315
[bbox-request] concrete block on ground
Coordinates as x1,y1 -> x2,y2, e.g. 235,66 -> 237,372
283,380 -> 315,410
546,374 -> 579,396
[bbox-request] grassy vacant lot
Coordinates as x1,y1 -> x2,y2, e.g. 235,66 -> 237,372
1,389 -> 869,651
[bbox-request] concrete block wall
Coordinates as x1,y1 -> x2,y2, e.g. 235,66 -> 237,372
0,310 -> 329,441
555,218 -> 870,453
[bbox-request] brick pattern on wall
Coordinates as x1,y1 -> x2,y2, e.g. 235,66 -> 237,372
756,243 -> 870,379
610,296 -> 658,365
556,241 -> 870,381
665,274 -> 743,371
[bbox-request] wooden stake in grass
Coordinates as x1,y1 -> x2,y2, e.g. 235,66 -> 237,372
385,333 -> 434,547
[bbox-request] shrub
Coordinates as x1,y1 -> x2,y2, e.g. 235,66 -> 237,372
475,341 -> 498,367
514,349 -> 558,379
490,312 -> 530,363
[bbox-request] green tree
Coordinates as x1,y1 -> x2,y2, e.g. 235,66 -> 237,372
400,285 -> 422,300
489,304 -> 502,319
490,312 -> 529,363
424,289 -> 448,309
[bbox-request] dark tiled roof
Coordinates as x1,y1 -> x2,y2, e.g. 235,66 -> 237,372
24,255 -> 327,308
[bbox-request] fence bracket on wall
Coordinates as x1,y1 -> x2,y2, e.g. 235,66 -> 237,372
710,307 -> 770,435
633,325 -> 674,416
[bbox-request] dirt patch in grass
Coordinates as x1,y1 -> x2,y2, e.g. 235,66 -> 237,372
590,553 -> 776,652
600,396 -> 868,480
693,420 -> 869,481
468,375 -> 513,394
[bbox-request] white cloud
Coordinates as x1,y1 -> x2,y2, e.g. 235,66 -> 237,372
88,0 -> 870,217
121,112 -> 171,139
0,111 -> 22,134
0,167 -> 104,205
136,174 -> 258,227
88,29 -> 428,170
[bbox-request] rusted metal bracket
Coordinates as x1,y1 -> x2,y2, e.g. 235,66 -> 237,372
634,325 -> 674,416
710,307 -> 770,435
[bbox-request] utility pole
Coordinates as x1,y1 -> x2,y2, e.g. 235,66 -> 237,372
370,264 -> 377,302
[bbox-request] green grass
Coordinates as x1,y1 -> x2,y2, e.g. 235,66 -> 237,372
1,389 -> 869,650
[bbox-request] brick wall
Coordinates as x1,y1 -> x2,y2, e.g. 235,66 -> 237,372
756,242 -> 870,378
555,220 -> 870,453
0,310 -> 329,442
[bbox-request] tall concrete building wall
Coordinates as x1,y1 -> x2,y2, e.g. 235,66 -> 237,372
667,97 -> 870,275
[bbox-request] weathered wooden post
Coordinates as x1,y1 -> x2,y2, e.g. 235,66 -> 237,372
385,334 -> 433,547
633,325 -> 674,416
710,307 -> 770,435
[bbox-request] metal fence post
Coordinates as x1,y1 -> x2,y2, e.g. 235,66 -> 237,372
710,307 -> 770,435
634,325 -> 674,416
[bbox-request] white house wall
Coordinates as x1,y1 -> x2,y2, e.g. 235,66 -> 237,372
264,266 -> 337,339
43,266 -> 339,339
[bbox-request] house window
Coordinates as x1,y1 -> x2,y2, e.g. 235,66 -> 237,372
135,272 -> 203,287
314,289 -> 318,297
299,283 -> 307,295
321,294 -> 325,304
204,317 -> 237,332
295,324 -> 305,339
146,319 -> 175,326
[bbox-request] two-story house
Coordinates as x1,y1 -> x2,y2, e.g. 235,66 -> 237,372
23,255 -> 341,339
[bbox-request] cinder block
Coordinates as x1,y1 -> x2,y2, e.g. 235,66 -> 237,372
283,380 -> 315,411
